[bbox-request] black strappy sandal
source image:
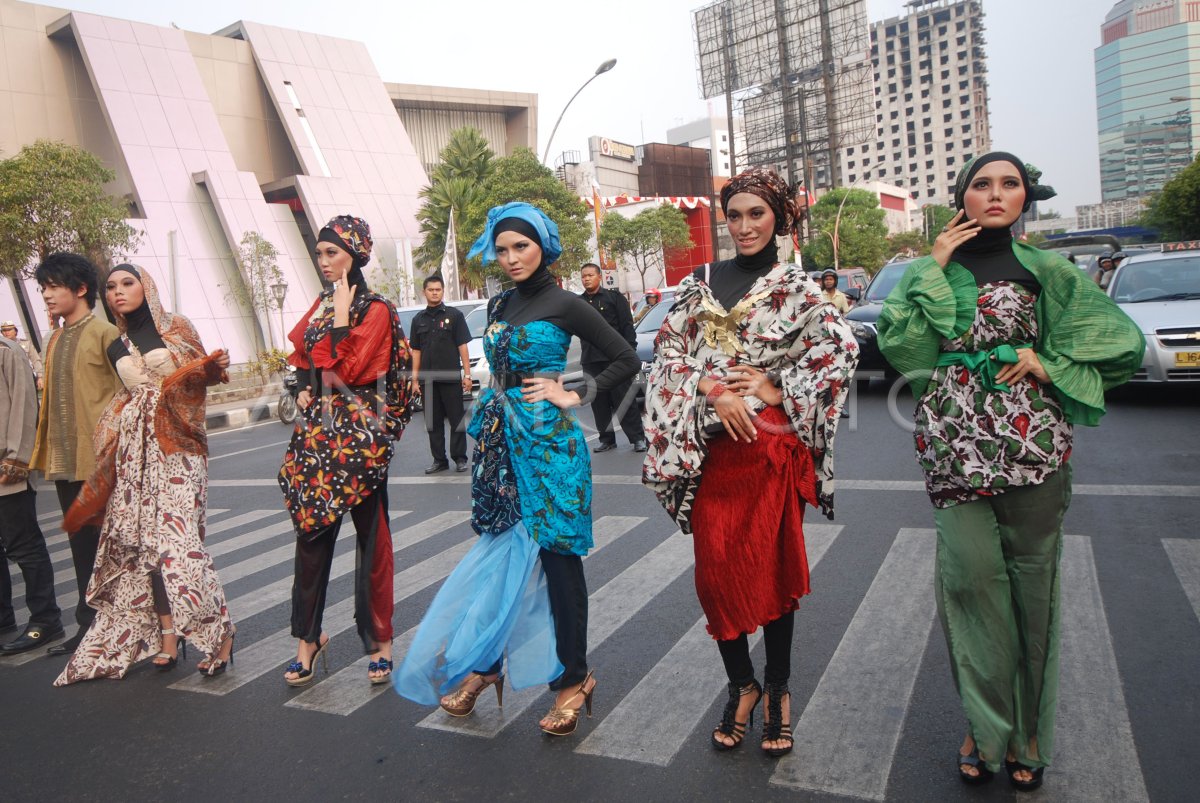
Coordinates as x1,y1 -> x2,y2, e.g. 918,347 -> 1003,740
957,746 -> 994,785
711,679 -> 762,751
761,681 -> 794,758
1005,758 -> 1045,791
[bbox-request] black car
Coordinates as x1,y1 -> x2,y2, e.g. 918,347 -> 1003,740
844,259 -> 913,378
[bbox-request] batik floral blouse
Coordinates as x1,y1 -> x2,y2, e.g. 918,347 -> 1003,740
641,263 -> 859,531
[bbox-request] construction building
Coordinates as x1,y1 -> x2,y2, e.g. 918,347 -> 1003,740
692,0 -> 878,197
861,0 -> 991,208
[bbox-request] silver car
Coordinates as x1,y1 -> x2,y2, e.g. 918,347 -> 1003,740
1107,250 -> 1200,382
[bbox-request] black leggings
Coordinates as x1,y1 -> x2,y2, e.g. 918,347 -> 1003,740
716,611 -> 795,687
478,548 -> 589,690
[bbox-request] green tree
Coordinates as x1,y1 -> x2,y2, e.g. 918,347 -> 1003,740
463,147 -> 591,281
227,231 -> 284,350
0,139 -> 138,276
801,188 -> 888,271
923,204 -> 958,245
885,230 -> 930,263
414,127 -> 495,287
1140,155 -> 1200,240
598,204 -> 694,292
1036,207 -> 1062,220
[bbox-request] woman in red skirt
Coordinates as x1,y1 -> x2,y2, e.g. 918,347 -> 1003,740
642,167 -> 858,757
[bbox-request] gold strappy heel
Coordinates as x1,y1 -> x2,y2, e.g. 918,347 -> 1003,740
540,671 -> 596,737
439,672 -> 504,716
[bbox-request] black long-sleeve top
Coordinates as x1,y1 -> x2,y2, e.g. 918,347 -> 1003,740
491,269 -> 640,393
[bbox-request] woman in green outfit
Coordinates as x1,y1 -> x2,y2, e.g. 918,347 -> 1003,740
877,152 -> 1143,791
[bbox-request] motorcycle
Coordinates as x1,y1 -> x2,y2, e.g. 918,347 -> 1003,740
278,365 -> 300,425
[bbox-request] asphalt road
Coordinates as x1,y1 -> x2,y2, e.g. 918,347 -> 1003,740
2,379 -> 1197,802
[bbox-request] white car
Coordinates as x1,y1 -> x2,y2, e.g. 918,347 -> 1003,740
464,303 -> 585,396
1107,249 -> 1200,382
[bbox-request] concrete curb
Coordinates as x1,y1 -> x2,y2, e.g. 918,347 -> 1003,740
206,400 -> 279,432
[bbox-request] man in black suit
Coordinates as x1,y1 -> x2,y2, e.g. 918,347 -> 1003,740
579,263 -> 646,453
409,275 -> 473,474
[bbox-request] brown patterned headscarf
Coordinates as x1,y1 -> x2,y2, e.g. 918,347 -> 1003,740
720,167 -> 801,237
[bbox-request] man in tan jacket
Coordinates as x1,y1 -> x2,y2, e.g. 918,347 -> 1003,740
0,331 -> 63,653
30,253 -> 123,656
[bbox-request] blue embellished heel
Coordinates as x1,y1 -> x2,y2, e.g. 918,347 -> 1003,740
368,656 -> 393,685
284,636 -> 329,687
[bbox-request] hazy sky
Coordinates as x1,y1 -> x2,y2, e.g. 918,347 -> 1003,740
56,0 -> 1114,212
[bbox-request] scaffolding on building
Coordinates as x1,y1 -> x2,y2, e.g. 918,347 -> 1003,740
693,0 -> 877,206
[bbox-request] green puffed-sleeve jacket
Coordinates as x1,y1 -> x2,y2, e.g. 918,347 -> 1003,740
876,241 -> 1145,426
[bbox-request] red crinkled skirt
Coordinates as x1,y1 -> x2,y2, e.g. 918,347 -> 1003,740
691,406 -> 817,641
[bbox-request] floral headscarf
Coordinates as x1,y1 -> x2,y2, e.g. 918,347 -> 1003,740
318,215 -> 373,268
720,167 -> 801,237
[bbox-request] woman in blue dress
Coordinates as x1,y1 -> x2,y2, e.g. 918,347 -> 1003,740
394,202 -> 639,735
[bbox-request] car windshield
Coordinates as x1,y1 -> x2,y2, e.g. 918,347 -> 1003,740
396,309 -> 420,335
1111,257 -> 1200,303
864,262 -> 910,302
464,305 -> 489,338
636,298 -> 673,334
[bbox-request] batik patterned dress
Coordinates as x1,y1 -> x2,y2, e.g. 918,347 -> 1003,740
394,297 -> 591,703
915,282 -> 1073,508
642,264 -> 858,639
56,303 -> 231,685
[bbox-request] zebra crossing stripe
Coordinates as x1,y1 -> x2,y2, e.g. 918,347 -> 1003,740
40,511 -> 229,553
213,512 -> 412,585
219,510 -> 469,623
1045,535 -> 1148,802
770,528 -> 937,800
575,523 -> 843,766
1163,538 -> 1200,625
285,516 -> 648,717
172,540 -> 475,695
170,511 -> 474,695
11,509 -> 294,602
417,528 -> 696,738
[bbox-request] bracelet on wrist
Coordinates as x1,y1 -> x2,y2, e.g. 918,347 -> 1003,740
705,382 -> 729,405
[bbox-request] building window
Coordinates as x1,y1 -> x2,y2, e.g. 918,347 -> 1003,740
945,128 -> 953,137
283,81 -> 332,178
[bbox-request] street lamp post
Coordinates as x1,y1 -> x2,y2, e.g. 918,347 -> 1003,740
270,280 -> 288,352
541,59 -> 617,165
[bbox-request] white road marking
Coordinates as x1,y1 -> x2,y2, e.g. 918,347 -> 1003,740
1045,535 -> 1148,802
294,516 -> 643,714
770,528 -> 938,800
209,440 -> 291,462
417,529 -> 696,738
1163,539 -> 1200,625
170,511 -> 472,695
286,516 -> 647,716
576,524 -> 842,766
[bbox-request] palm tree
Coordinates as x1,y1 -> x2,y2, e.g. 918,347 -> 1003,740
415,127 -> 495,287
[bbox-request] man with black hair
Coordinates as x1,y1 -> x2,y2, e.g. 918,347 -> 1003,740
409,275 -> 472,474
0,327 -> 63,654
579,263 -> 646,452
29,252 -> 123,656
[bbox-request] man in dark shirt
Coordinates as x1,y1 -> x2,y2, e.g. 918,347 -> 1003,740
409,275 -> 473,473
579,263 -> 647,452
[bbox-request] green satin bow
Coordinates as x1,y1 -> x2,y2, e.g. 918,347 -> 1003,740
935,343 -> 1029,392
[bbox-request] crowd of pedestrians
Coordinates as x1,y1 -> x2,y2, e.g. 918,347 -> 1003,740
0,153 -> 1145,790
